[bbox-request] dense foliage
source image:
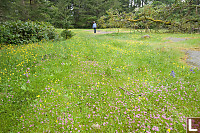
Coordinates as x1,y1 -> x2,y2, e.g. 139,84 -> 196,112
61,29 -> 74,39
0,20 -> 58,45
1,0 -> 199,29
97,3 -> 200,33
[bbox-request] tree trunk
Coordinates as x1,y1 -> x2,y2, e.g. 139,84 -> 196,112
141,0 -> 144,7
21,0 -> 25,5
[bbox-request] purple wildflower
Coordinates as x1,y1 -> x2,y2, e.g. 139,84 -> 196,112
190,68 -> 195,73
170,71 -> 175,77
26,80 -> 30,83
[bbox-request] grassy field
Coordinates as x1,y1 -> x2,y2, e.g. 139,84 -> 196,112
1,29 -> 200,132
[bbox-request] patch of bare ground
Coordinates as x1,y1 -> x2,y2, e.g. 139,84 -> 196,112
164,37 -> 199,42
182,50 -> 200,68
85,30 -> 131,34
180,48 -> 200,68
165,37 -> 191,42
163,37 -> 200,68
85,30 -> 115,34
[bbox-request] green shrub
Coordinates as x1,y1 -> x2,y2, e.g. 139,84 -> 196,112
60,29 -> 74,39
0,20 -> 58,45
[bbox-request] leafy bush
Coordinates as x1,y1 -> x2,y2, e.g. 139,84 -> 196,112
60,29 -> 74,39
0,20 -> 58,45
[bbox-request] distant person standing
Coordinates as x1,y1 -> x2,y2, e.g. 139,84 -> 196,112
92,21 -> 97,33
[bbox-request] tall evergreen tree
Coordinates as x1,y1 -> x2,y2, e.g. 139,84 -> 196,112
71,0 -> 121,28
0,0 -> 10,21
49,0 -> 72,28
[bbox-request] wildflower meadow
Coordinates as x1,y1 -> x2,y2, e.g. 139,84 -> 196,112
1,29 -> 200,132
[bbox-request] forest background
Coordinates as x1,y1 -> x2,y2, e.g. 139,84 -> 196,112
1,0 -> 199,31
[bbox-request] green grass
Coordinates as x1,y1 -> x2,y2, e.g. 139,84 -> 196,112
1,29 -> 200,132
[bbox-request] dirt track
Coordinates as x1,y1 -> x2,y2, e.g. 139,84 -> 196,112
183,50 -> 200,68
85,30 -> 116,34
166,37 -> 200,68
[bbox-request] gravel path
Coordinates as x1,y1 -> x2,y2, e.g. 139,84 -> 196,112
184,50 -> 200,68
96,30 -> 116,34
165,37 -> 191,42
166,37 -> 200,68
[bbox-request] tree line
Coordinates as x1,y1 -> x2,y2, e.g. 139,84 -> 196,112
0,0 -> 199,29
